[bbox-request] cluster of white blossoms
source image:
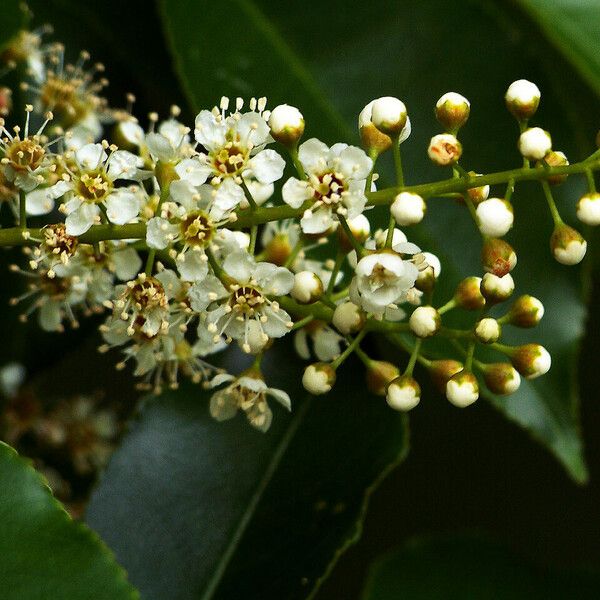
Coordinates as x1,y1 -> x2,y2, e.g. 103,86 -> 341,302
2,28 -> 598,433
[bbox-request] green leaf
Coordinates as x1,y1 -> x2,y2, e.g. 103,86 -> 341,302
157,0 -> 592,480
362,534 -> 600,599
517,0 -> 600,98
0,441 -> 139,600
0,0 -> 28,52
86,350 -> 408,600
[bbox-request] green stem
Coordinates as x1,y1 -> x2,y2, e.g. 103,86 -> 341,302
19,189 -> 27,230
465,340 -> 476,371
206,246 -> 230,285
241,180 -> 259,211
331,329 -> 367,370
325,250 -> 345,296
437,298 -> 457,315
404,338 -> 422,376
541,179 -> 563,225
283,236 -> 305,268
585,169 -> 596,193
288,146 -> 306,179
337,214 -> 364,258
290,315 -> 314,331
144,182 -> 171,275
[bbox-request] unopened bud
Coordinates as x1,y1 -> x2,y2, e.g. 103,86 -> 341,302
409,306 -> 440,338
476,198 -> 514,238
338,213 -> 370,252
391,192 -> 426,226
371,96 -> 408,137
302,362 -> 336,395
475,317 -> 501,344
0,87 -> 13,116
481,273 -> 514,304
291,271 -> 323,304
509,344 -> 551,379
505,79 -> 541,121
386,375 -> 421,411
435,92 -> 470,132
540,150 -> 568,185
429,360 -> 464,393
263,233 -> 292,266
366,360 -> 400,396
484,363 -> 521,395
359,101 -> 392,155
577,192 -> 600,226
481,238 -> 517,277
550,223 -> 587,265
518,127 -> 552,161
466,173 -> 490,205
269,104 -> 305,147
454,276 -> 485,310
446,370 -> 479,407
428,133 -> 462,166
332,301 -> 365,335
506,295 -> 544,327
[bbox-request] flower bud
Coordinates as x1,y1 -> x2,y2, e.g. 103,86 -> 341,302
302,362 -> 336,395
480,273 -> 514,304
576,192 -> 600,226
366,361 -> 400,396
386,376 -> 421,411
540,150 -> 568,185
474,317 -> 501,344
481,238 -> 517,277
371,96 -> 408,137
291,271 -> 323,304
428,360 -> 464,393
446,370 -> 479,407
415,252 -> 441,293
435,92 -> 470,132
506,295 -> 544,327
454,276 -> 485,310
518,127 -> 552,161
505,79 -> 540,121
269,104 -> 305,147
476,198 -> 514,237
332,301 -> 365,335
263,233 -> 292,266
409,306 -> 440,338
359,101 -> 392,155
338,213 -> 370,252
484,363 -> 521,395
391,192 -> 426,226
509,344 -> 551,379
550,223 -> 587,265
466,174 -> 490,205
428,133 -> 462,166
0,87 -> 13,116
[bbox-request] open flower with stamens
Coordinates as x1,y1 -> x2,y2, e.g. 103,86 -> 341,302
349,248 -> 420,317
59,142 -> 148,235
191,98 -> 285,205
188,250 -> 294,354
209,369 -> 291,432
282,138 -> 373,234
0,107 -> 56,192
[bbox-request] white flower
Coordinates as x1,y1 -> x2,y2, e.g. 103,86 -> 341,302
446,371 -> 479,407
428,133 -> 462,166
188,251 -> 294,354
332,301 -> 364,335
386,376 -> 420,411
409,306 -> 440,338
518,127 -> 551,161
269,104 -> 305,145
290,271 -> 323,304
370,97 -> 407,136
302,363 -> 336,395
209,372 -> 291,432
476,198 -> 514,237
475,317 -> 501,344
282,138 -> 373,234
62,143 -> 147,235
349,250 -> 419,316
192,106 -> 285,207
145,119 -> 192,162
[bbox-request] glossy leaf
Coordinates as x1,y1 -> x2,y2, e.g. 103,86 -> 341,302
87,351 -> 408,600
362,535 -> 600,599
0,442 -> 139,600
517,0 -> 600,98
158,0 -> 593,480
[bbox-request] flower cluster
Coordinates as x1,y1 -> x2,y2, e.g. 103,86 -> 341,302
2,26 -> 598,433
